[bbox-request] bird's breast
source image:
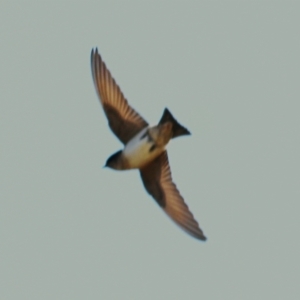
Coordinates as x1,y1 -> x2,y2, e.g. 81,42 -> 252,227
123,128 -> 164,169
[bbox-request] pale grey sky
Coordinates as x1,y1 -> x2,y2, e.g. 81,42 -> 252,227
1,1 -> 300,299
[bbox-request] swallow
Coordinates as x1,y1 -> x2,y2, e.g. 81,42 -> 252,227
91,48 -> 206,241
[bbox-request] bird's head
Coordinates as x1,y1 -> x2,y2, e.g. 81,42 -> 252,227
104,150 -> 123,170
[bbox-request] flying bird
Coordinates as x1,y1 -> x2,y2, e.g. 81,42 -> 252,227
91,48 -> 206,241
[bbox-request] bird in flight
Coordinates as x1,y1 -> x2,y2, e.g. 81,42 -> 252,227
90,48 -> 206,241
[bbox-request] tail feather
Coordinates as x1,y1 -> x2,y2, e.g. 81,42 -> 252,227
159,108 -> 191,139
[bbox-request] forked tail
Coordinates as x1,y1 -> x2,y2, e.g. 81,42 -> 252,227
159,108 -> 191,139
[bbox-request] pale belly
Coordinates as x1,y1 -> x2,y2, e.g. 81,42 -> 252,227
123,128 -> 164,169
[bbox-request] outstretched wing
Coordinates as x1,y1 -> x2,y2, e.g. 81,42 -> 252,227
91,48 -> 148,144
140,151 -> 206,241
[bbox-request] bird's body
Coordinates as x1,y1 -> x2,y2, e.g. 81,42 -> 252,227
109,122 -> 173,170
123,126 -> 166,169
90,48 -> 207,241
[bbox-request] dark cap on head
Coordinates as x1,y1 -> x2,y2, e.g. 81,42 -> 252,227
105,150 -> 123,170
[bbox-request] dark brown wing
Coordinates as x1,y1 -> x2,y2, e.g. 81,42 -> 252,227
91,48 -> 148,144
140,151 -> 206,241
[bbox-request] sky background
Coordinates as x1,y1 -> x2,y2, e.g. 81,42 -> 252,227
1,1 -> 300,299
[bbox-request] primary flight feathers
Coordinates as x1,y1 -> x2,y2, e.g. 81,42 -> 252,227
91,49 -> 148,144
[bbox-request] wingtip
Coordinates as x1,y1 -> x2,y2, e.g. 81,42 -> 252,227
191,230 -> 207,241
199,235 -> 207,242
91,47 -> 99,56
